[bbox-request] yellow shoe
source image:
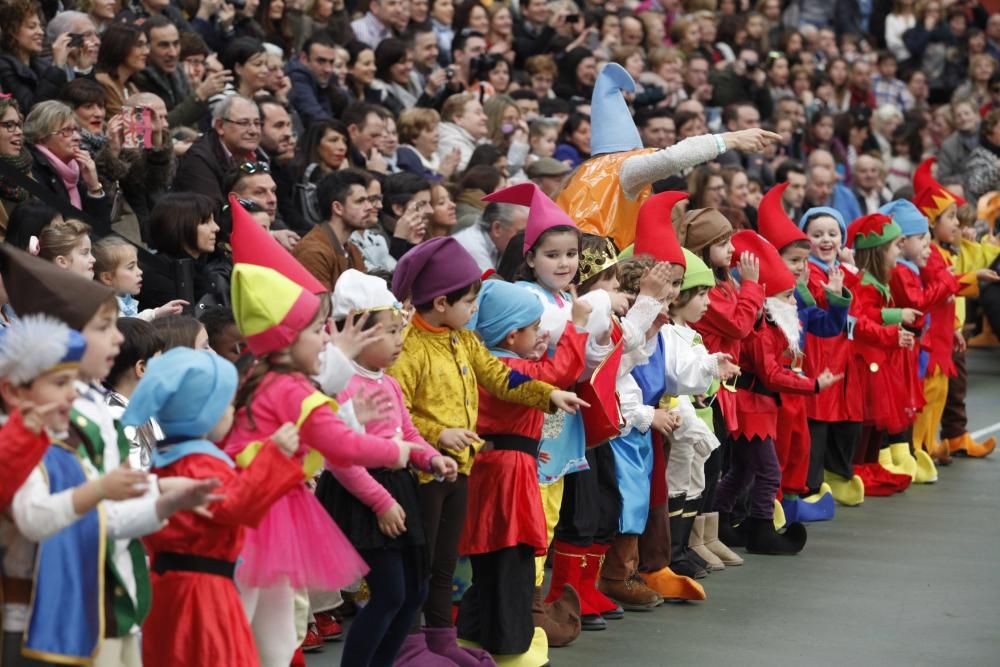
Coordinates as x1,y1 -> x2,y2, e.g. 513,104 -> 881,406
773,499 -> 786,530
913,449 -> 939,484
824,471 -> 865,506
888,443 -> 918,478
459,627 -> 550,667
879,448 -> 913,479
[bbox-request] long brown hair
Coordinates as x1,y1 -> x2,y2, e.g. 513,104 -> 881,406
855,244 -> 895,288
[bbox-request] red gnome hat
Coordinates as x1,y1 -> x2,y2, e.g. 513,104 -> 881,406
757,182 -> 808,251
731,230 -> 796,297
912,158 -> 965,223
635,191 -> 687,266
846,212 -> 901,250
229,194 -> 326,294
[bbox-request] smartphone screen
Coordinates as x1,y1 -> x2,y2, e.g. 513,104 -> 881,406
123,107 -> 153,149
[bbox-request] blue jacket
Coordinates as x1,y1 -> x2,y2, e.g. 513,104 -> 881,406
286,59 -> 332,126
795,280 -> 852,349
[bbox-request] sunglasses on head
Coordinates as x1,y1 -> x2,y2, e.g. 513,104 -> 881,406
238,161 -> 271,175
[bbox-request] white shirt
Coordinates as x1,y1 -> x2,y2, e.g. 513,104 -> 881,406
452,224 -> 498,273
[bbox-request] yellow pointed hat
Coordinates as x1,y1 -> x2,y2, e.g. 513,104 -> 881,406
231,263 -> 320,356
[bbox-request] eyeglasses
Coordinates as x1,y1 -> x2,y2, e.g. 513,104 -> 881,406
238,161 -> 271,174
49,125 -> 81,138
0,120 -> 22,132
223,118 -> 262,129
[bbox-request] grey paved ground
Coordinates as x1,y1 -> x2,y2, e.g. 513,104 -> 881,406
308,351 -> 1000,667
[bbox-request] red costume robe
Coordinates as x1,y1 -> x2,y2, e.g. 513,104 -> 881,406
461,328 -> 587,557
692,279 -> 766,433
922,245 -> 977,378
0,410 -> 50,511
141,442 -> 302,667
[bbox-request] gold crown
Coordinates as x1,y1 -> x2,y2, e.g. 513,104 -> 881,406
578,238 -> 619,284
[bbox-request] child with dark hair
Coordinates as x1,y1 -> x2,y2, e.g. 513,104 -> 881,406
199,306 -> 247,364
104,317 -> 166,469
386,235 -> 585,665
152,314 -> 210,351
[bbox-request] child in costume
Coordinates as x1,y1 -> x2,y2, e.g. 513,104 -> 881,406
221,202 -> 418,667
757,184 -> 854,520
713,231 -> 842,555
0,245 -> 219,667
318,270 -> 460,667
659,249 -> 743,573
677,208 -> 764,525
123,348 -> 305,667
885,200 -> 951,470
555,62 -> 780,252
911,159 -> 999,461
0,315 -> 147,666
481,183 -> 669,631
457,279 -> 589,663
92,235 -> 186,320
844,214 -> 929,483
386,236 -> 586,666
104,317 -> 166,470
796,206 -> 891,504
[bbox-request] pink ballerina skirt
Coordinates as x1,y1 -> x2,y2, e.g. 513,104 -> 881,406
236,483 -> 369,591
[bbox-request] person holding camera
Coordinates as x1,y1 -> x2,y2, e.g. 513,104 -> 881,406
45,11 -> 101,84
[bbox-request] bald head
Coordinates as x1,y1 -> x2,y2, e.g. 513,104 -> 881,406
807,149 -> 836,173
807,165 -> 835,205
124,92 -> 168,134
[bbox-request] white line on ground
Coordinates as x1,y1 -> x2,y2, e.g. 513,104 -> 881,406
970,421 -> 1000,440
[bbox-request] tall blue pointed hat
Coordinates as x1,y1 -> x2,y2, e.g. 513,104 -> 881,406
590,63 -> 642,156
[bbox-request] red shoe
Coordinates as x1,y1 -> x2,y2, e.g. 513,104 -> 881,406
290,646 -> 306,667
313,611 -> 344,641
855,464 -> 909,495
302,623 -> 324,653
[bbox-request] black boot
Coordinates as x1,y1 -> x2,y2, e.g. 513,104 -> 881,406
717,511 -> 749,548
745,517 -> 808,555
669,496 -> 708,579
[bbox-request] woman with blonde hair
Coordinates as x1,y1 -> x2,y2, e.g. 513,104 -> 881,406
483,94 -> 530,180
397,107 -> 462,180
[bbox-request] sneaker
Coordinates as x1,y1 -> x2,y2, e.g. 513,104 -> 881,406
302,623 -> 324,653
313,611 -> 344,641
290,646 -> 306,667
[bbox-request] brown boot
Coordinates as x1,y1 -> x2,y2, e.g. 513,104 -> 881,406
532,586 -> 581,647
597,534 -> 663,611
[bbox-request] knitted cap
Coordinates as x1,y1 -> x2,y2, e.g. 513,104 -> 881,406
230,194 -> 326,295
468,280 -> 544,348
391,237 -> 482,306
483,182 -> 578,253
122,348 -> 238,438
912,158 -> 965,223
0,244 -> 115,331
680,248 -> 714,292
635,191 -> 687,265
0,315 -> 86,385
231,263 -> 321,356
846,213 -> 901,250
331,269 -> 401,320
879,199 -> 928,237
758,182 -> 808,251
675,208 -> 733,256
589,63 -> 642,156
798,206 -> 847,244
731,231 -> 795,297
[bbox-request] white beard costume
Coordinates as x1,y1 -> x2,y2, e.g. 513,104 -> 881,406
764,297 -> 802,356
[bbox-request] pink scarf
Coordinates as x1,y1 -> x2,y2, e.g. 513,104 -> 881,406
34,144 -> 81,208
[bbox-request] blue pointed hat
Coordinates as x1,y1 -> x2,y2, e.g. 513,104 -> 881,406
590,63 -> 642,156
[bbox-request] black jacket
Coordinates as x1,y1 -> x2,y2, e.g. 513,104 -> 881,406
138,250 -> 229,312
132,66 -> 209,128
29,146 -> 112,237
172,132 -> 266,207
0,53 -> 66,113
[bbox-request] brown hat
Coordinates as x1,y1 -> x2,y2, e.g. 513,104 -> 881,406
674,208 -> 733,256
526,157 -> 571,179
0,245 -> 115,331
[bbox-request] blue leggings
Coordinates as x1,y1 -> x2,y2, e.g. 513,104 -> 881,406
340,548 -> 428,667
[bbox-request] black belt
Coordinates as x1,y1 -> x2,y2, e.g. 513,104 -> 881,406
152,552 -> 236,579
483,434 -> 538,456
733,372 -> 778,400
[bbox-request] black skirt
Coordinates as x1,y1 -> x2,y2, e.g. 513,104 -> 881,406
315,468 -> 428,556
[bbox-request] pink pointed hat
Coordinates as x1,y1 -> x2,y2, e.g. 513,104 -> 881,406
482,182 -> 578,254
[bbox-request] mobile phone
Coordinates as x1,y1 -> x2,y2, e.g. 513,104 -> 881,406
68,33 -> 85,48
123,106 -> 153,150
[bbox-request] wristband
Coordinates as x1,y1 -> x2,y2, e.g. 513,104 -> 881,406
713,134 -> 727,155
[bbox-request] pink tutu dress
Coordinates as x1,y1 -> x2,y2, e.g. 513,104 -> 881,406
223,372 -> 401,591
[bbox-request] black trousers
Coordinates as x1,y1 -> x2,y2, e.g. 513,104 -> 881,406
417,475 -> 468,628
456,545 -> 536,654
806,419 -> 862,490
554,445 -> 620,547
